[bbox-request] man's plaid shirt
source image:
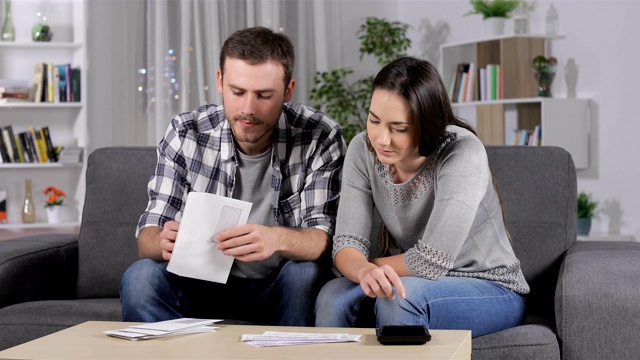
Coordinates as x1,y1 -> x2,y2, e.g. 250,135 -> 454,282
136,103 -> 346,238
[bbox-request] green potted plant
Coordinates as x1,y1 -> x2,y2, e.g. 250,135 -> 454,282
309,17 -> 411,143
465,0 -> 521,37
577,191 -> 598,236
532,55 -> 557,97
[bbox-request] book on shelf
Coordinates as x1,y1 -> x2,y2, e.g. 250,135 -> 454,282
0,133 -> 10,163
29,63 -> 79,104
46,63 -> 55,103
1,92 -> 30,100
478,64 -> 502,101
478,67 -> 487,101
53,65 -> 60,103
510,127 -> 542,146
41,126 -> 58,162
0,98 -> 31,104
0,125 -> 62,164
3,125 -> 21,162
33,63 -> 45,103
17,132 -> 34,162
450,63 -> 470,103
58,147 -> 83,163
71,68 -> 81,102
464,62 -> 476,102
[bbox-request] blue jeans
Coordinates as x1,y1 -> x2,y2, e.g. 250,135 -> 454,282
120,258 -> 333,326
315,276 -> 525,338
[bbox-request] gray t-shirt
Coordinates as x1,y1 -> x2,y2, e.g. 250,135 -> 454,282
332,125 -> 529,294
230,147 -> 281,279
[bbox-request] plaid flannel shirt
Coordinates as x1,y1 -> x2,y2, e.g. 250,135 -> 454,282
136,103 -> 346,238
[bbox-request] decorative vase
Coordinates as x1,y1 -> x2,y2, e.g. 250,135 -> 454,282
577,217 -> 592,236
1,0 -> 15,42
32,10 -> 53,41
535,70 -> 556,97
45,205 -> 69,224
22,180 -> 36,224
484,17 -> 505,37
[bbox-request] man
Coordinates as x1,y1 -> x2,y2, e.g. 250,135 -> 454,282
120,26 -> 346,327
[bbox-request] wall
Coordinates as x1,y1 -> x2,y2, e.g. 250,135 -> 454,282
80,0 -> 640,242
331,0 -> 639,240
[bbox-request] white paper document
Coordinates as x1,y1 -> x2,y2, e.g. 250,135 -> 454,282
167,192 -> 252,283
241,330 -> 362,347
104,318 -> 222,341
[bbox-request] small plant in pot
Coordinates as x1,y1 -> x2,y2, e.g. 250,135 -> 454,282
577,191 -> 598,236
465,0 -> 521,37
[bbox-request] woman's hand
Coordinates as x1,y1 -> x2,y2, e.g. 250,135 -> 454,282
357,264 -> 406,300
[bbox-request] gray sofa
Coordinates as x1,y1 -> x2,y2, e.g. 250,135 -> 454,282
1,146 -> 639,359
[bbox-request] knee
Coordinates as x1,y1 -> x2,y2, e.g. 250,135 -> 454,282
315,277 -> 362,327
279,261 -> 331,291
120,259 -> 167,300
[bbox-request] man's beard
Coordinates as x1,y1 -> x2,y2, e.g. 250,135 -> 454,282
231,115 -> 271,144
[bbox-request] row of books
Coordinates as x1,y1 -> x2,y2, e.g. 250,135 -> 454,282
0,63 -> 81,104
510,125 -> 542,146
448,62 -> 503,103
0,125 -> 59,164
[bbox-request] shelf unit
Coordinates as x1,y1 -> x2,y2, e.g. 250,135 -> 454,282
440,34 -> 589,169
0,1 -> 86,231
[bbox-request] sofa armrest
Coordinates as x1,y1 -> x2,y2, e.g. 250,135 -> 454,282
556,240 -> 640,360
0,234 -> 79,309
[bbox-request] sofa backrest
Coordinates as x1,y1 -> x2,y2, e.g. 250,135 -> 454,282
486,146 -> 577,321
76,147 -> 157,298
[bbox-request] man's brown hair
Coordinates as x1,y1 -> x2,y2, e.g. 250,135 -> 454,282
219,26 -> 295,88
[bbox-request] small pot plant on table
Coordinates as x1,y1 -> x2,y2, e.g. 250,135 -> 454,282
465,0 -> 521,37
577,191 -> 598,236
44,186 -> 68,224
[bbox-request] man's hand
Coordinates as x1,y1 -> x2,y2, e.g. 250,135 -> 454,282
215,223 -> 279,262
357,264 -> 407,300
159,220 -> 179,260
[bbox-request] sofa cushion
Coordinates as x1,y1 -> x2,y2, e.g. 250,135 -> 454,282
0,234 -> 78,308
556,241 -> 640,360
0,298 -> 121,350
472,324 -> 560,360
76,147 -> 157,299
486,146 -> 576,320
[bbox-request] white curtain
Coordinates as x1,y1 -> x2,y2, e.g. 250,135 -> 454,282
140,0 -> 341,146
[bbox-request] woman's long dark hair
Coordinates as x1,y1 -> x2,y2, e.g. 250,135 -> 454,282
368,57 -> 510,256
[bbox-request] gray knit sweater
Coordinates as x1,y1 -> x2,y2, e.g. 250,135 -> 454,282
332,126 -> 529,294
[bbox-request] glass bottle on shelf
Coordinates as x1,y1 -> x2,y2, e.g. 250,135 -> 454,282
22,179 -> 36,224
1,0 -> 15,42
545,3 -> 559,36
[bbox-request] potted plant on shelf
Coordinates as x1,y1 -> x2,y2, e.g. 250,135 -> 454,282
532,55 -> 557,97
577,191 -> 598,236
44,186 -> 68,224
465,0 -> 521,37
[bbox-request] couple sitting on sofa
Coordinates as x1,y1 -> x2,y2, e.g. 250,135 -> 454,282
119,25 -> 528,338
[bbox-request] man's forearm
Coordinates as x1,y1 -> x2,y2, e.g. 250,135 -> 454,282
137,226 -> 164,260
275,227 -> 330,261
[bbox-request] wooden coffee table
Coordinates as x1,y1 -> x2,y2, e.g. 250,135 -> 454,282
0,321 -> 471,359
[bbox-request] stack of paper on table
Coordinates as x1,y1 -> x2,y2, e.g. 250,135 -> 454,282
104,318 -> 222,341
241,331 -> 361,347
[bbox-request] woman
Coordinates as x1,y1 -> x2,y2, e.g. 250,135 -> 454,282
315,57 -> 529,338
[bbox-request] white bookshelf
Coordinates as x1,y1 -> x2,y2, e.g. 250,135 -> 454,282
440,34 -> 590,169
0,0 -> 87,231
